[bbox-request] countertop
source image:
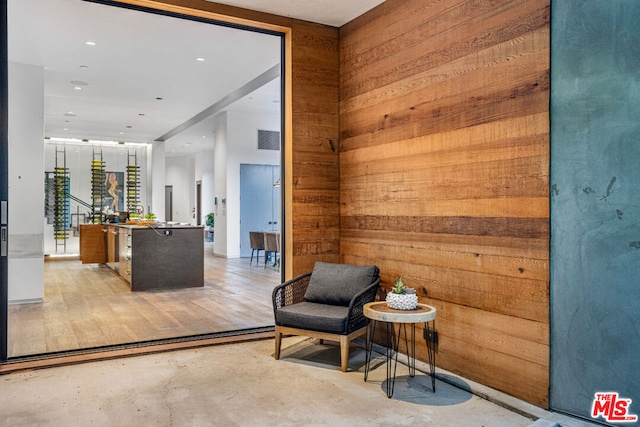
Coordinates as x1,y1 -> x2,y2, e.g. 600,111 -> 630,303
105,223 -> 204,230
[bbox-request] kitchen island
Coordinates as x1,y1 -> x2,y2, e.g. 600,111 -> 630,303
80,223 -> 204,291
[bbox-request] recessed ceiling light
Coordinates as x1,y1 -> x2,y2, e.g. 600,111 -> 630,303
156,97 -> 163,100
126,125 -> 133,129
185,143 -> 192,146
64,111 -> 76,117
85,41 -> 96,46
80,65 -> 88,69
71,80 -> 88,86
63,128 -> 69,131
202,136 -> 206,139
119,132 -> 124,135
138,113 -> 145,116
196,57 -> 206,62
73,86 -> 82,91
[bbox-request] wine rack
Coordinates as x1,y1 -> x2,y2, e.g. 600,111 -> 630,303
53,145 -> 70,252
91,149 -> 105,223
126,150 -> 141,214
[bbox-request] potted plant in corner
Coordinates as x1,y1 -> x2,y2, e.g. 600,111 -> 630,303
205,213 -> 215,242
386,276 -> 418,310
205,213 -> 215,229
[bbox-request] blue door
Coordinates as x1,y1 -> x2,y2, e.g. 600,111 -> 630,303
239,164 -> 280,258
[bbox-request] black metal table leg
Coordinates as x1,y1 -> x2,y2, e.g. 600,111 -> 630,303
424,320 -> 436,392
386,322 -> 401,398
364,320 -> 375,382
363,302 -> 437,398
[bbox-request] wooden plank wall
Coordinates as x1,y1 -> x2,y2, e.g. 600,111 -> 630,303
339,0 -> 551,407
289,21 -> 341,275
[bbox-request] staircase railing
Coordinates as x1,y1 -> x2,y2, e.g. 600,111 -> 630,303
44,178 -> 93,229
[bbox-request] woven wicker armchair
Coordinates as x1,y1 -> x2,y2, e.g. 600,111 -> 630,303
272,262 -> 380,372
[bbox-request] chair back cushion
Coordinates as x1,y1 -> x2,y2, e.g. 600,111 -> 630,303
249,232 -> 264,249
304,262 -> 379,306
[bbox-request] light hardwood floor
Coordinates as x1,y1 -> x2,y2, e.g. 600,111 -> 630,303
7,248 -> 280,358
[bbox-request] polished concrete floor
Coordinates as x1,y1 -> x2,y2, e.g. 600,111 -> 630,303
0,337 -> 599,427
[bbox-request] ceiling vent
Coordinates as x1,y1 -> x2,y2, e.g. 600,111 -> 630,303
258,130 -> 280,151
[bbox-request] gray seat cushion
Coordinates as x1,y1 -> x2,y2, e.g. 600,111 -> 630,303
275,302 -> 349,334
303,262 -> 379,307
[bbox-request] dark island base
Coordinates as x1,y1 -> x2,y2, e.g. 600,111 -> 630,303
130,227 -> 204,291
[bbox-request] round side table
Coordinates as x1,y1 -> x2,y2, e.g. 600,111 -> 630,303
363,301 -> 437,398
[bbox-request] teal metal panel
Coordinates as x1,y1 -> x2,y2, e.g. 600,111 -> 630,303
550,0 -> 640,421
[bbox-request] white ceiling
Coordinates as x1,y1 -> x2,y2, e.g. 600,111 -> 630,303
206,0 -> 386,27
7,0 -> 384,155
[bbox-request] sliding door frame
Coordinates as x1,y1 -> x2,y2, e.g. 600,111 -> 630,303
0,0 -> 292,363
1,0 -> 9,362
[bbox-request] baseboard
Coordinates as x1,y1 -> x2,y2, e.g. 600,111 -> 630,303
8,298 -> 43,305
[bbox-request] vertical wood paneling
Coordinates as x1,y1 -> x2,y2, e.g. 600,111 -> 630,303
340,0 -> 550,407
290,21 -> 341,275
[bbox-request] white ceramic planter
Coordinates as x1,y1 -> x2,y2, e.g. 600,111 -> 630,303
386,292 -> 418,310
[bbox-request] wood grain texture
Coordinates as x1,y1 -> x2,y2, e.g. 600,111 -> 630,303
340,0 -> 550,407
79,224 -> 107,264
7,254 -> 280,358
289,20 -> 341,275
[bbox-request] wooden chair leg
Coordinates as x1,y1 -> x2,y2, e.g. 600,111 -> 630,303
274,326 -> 282,360
340,335 -> 350,372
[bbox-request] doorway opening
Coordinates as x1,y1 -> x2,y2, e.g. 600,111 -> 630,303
2,0 -> 287,361
196,181 -> 202,226
165,185 -> 173,222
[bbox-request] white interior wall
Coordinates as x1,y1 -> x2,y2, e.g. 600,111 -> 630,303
8,63 -> 45,303
200,150 -> 215,227
194,154 -> 203,224
213,112 -> 228,256
193,150 -> 216,227
189,156 -> 196,224
225,107 -> 280,258
165,156 -> 192,224
150,142 -> 165,221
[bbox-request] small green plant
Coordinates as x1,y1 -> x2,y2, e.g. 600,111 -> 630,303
391,276 -> 415,294
129,212 -> 140,218
205,213 -> 215,228
144,213 -> 156,220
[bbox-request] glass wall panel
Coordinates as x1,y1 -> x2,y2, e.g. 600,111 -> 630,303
5,0 -> 283,359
